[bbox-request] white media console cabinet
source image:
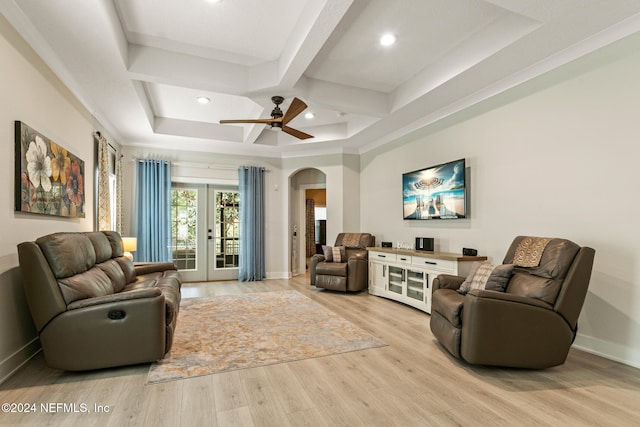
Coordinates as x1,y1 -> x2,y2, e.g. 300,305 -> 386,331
368,247 -> 487,313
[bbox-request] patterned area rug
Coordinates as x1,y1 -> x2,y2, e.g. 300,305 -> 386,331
146,290 -> 386,385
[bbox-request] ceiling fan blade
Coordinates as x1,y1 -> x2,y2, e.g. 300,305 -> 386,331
282,97 -> 308,125
283,126 -> 314,140
220,119 -> 275,124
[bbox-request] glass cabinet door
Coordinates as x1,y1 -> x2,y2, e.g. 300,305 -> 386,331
388,265 -> 403,294
406,269 -> 425,301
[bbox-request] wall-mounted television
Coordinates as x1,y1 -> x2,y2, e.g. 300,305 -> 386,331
402,158 -> 466,220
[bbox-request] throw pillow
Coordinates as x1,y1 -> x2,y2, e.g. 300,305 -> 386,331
322,245 -> 346,263
457,262 -> 514,295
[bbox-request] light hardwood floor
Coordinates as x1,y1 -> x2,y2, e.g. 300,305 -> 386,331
2,275 -> 639,426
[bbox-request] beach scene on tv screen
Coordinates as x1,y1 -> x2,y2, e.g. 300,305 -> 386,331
403,159 -> 466,220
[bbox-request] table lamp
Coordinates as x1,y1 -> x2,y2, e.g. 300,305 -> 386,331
121,237 -> 137,261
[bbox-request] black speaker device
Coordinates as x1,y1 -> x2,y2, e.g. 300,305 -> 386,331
463,248 -> 478,256
381,241 -> 392,248
415,237 -> 434,252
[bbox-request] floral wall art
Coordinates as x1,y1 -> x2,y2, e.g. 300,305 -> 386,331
15,121 -> 85,218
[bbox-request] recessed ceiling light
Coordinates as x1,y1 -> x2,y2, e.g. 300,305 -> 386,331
304,112 -> 315,119
206,0 -> 223,4
197,96 -> 210,104
379,33 -> 397,47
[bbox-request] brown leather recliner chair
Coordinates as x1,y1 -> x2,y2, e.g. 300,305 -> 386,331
310,233 -> 374,292
430,236 -> 595,369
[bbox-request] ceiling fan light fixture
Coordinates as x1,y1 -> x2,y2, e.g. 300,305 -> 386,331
379,33 -> 397,47
196,96 -> 210,104
219,96 -> 314,140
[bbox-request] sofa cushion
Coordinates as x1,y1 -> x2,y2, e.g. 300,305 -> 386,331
503,237 -> 580,304
86,232 -> 113,263
503,237 -> 580,281
316,261 -> 348,276
57,266 -> 114,304
37,233 -> 96,278
96,259 -> 128,292
322,245 -> 346,263
334,233 -> 374,249
458,262 -> 514,295
506,272 -> 562,304
115,257 -> 137,284
102,231 -> 125,257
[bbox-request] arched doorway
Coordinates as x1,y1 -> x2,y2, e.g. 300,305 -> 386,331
289,168 -> 326,276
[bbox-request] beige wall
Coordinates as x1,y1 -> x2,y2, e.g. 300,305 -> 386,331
0,16 -> 98,381
360,33 -> 640,368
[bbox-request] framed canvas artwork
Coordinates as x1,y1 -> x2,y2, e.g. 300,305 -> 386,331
15,121 -> 85,218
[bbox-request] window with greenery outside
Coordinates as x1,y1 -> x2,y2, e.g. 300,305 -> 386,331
216,191 -> 240,269
171,189 -> 197,270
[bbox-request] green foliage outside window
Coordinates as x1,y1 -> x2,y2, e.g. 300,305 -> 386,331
171,189 -> 197,270
216,191 -> 239,268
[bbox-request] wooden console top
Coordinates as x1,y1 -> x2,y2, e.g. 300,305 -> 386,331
367,247 -> 487,262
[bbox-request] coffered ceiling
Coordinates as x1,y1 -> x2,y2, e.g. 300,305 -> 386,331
3,0 -> 640,157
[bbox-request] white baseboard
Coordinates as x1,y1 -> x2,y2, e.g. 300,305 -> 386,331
0,337 -> 41,384
573,333 -> 640,369
266,271 -> 292,280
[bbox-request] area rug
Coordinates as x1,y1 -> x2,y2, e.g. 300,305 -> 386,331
146,290 -> 386,384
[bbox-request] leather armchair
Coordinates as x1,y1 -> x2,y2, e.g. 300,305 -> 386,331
310,233 -> 374,292
430,236 -> 595,369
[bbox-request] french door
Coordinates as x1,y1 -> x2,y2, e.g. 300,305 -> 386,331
170,184 -> 239,282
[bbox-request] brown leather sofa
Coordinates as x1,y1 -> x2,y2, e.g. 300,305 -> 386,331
310,232 -> 374,292
430,236 -> 595,369
17,231 -> 182,371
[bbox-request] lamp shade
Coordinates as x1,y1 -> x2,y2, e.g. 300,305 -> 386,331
121,237 -> 137,252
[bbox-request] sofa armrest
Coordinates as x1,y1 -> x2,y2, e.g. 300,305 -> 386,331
309,254 -> 325,285
134,262 -> 178,276
347,257 -> 368,291
433,274 -> 465,292
347,250 -> 368,261
466,289 -> 554,310
40,293 -> 167,370
66,288 -> 162,310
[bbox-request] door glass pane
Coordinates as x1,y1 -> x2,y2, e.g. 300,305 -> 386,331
407,270 -> 425,301
170,188 -> 197,270
388,265 -> 403,294
215,191 -> 240,269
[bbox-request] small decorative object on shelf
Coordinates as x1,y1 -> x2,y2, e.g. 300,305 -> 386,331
396,241 -> 414,250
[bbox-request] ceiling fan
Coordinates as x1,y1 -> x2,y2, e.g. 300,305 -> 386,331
219,96 -> 314,140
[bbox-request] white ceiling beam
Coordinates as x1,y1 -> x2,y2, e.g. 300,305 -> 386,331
390,10 -> 540,113
275,0 -> 353,88
154,117 -> 244,142
127,45 -> 248,94
302,77 -> 388,118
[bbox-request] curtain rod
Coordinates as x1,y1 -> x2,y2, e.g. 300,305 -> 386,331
93,131 -> 118,152
128,157 -> 269,172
